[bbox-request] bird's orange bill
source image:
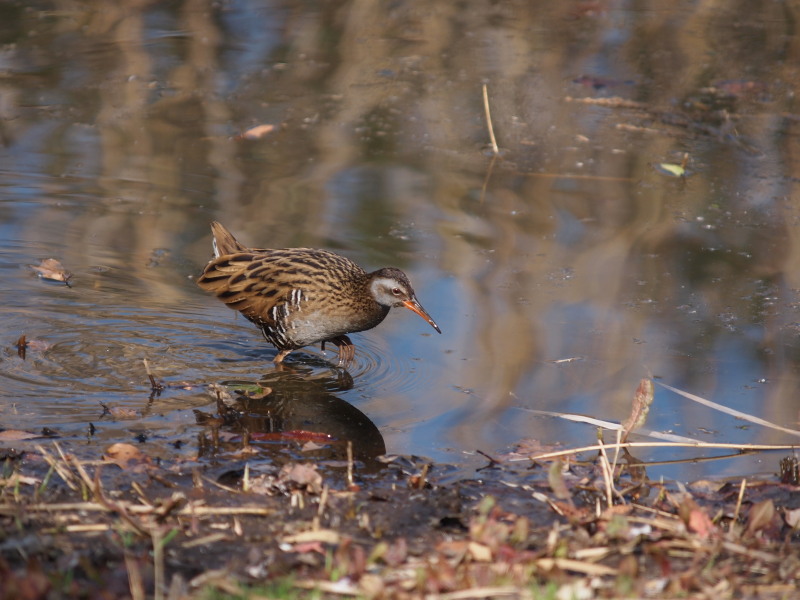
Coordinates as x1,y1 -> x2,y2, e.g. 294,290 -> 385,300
402,299 -> 442,334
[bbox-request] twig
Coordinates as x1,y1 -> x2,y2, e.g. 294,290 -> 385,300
482,83 -> 499,155
476,449 -> 502,467
143,358 -> 165,397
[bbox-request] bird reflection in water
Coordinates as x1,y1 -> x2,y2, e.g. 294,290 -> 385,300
195,364 -> 386,472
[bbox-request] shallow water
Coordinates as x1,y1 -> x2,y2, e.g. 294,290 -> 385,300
2,0 -> 800,482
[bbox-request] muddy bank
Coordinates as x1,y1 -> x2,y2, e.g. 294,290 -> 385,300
2,434 -> 799,599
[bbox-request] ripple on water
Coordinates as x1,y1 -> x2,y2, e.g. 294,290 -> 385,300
1,275 -> 439,439
202,318 -> 438,399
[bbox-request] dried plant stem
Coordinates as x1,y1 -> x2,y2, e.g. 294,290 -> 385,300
732,478 -> 747,531
657,381 -> 800,437
417,464 -> 430,490
514,441 -> 798,463
314,484 -> 330,531
125,551 -> 146,600
482,84 -> 499,155
596,436 -> 615,507
152,527 -> 165,600
143,357 -> 165,395
346,441 -> 354,488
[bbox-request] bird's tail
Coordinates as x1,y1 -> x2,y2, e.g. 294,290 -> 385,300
210,221 -> 248,257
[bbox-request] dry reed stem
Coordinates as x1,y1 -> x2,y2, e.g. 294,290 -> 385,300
124,551 -> 146,600
732,478 -> 747,531
0,501 -> 274,517
429,586 -> 525,600
657,382 -> 800,437
346,441 -> 354,488
596,436 -> 614,507
512,441 -> 798,463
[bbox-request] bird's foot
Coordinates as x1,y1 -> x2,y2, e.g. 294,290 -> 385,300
327,335 -> 355,367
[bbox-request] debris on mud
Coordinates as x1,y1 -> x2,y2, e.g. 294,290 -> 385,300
1,436 -> 799,599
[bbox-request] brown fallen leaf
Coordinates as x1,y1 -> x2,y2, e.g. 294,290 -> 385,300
278,462 -> 323,494
15,335 -> 26,359
0,429 -> 41,441
678,496 -> 717,540
30,258 -> 72,285
746,499 -> 776,536
107,407 -> 139,419
238,123 -> 275,140
467,541 -> 493,562
103,442 -> 152,471
548,457 -> 573,503
784,506 -> 800,529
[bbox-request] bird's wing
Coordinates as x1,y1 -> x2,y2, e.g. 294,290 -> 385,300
197,252 -> 299,327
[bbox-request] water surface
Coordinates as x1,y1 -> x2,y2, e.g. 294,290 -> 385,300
2,0 -> 799,482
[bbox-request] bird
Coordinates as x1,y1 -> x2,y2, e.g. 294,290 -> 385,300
197,221 -> 441,365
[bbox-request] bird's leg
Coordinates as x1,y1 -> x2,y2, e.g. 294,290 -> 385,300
328,335 -> 355,366
273,348 -> 293,364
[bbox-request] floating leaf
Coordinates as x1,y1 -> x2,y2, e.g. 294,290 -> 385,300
239,123 -> 275,140
15,335 -> 26,359
0,429 -> 41,441
30,258 -> 72,285
654,153 -> 690,178
107,407 -> 139,419
103,442 -> 152,471
654,162 -> 686,177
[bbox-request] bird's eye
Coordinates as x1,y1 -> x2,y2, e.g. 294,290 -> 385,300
391,287 -> 402,296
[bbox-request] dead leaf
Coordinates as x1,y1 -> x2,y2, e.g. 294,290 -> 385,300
620,378 -> 654,442
29,258 -> 72,285
383,537 -> 407,567
0,556 -> 50,599
239,124 -> 275,140
0,429 -> 41,441
278,462 -> 323,494
783,506 -> 800,529
107,407 -> 139,419
103,443 -> 152,471
548,457 -> 572,502
467,541 -> 493,562
746,499 -> 775,536
242,386 -> 272,400
301,441 -> 327,452
678,496 -> 716,539
288,541 -> 327,554
15,335 -> 26,359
